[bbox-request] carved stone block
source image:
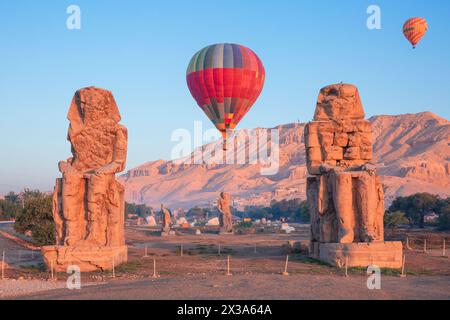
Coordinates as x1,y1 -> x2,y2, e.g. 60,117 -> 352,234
348,132 -> 362,147
344,147 -> 361,160
318,242 -> 403,268
333,133 -> 349,147
307,147 -> 322,161
319,132 -> 334,147
323,146 -> 344,160
305,132 -> 320,147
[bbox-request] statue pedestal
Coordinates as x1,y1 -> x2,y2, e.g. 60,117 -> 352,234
42,245 -> 128,272
316,242 -> 403,269
160,230 -> 176,237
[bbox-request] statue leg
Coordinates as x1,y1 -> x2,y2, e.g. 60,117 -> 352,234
61,172 -> 84,246
307,177 -> 320,243
331,172 -> 355,244
375,176 -> 385,241
53,178 -> 64,245
355,173 -> 377,242
106,179 -> 124,246
86,173 -> 108,245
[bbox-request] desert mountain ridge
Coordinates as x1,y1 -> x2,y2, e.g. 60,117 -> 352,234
120,111 -> 450,209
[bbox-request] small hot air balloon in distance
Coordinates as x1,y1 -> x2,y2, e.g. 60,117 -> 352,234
403,17 -> 428,49
186,43 -> 265,150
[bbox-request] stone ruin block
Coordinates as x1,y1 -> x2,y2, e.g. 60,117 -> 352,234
307,147 -> 322,161
305,131 -> 320,147
342,119 -> 372,133
319,131 -> 334,146
359,132 -> 373,146
339,159 -> 367,168
344,147 -> 360,160
348,131 -> 373,147
333,132 -> 348,147
348,132 -> 362,147
319,242 -> 403,268
322,146 -> 343,161
318,121 -> 342,133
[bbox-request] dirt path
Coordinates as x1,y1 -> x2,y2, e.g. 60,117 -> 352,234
17,274 -> 450,300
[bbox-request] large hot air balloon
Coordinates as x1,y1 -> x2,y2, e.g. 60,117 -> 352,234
403,17 -> 428,49
186,43 -> 265,150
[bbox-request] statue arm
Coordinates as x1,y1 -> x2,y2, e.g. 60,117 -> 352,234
94,125 -> 128,175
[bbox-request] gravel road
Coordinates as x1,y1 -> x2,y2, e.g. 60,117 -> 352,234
0,279 -> 69,298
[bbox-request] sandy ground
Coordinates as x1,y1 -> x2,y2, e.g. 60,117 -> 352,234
1,225 -> 449,299
17,274 -> 450,300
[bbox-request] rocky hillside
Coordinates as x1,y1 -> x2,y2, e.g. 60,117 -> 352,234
120,112 -> 449,209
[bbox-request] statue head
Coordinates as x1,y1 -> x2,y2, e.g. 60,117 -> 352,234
66,87 -> 122,171
314,84 -> 365,121
220,192 -> 230,201
67,87 -> 121,134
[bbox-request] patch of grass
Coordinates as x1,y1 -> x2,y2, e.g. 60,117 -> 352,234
347,266 -> 402,276
116,259 -> 146,273
19,263 -> 46,272
290,254 -> 332,267
175,244 -> 236,256
174,247 -> 199,256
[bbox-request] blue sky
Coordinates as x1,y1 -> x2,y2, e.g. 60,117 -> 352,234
0,0 -> 449,193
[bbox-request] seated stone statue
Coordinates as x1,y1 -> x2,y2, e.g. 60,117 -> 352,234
43,87 -> 128,272
305,84 -> 402,268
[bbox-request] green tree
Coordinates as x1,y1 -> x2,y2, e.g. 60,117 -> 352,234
269,199 -> 309,223
242,206 -> 272,220
384,211 -> 409,230
125,202 -> 153,218
0,191 -> 22,219
389,193 -> 440,228
14,190 -> 55,246
436,197 -> 450,230
297,200 -> 310,223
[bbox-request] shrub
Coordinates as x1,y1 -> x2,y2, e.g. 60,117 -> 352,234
15,191 -> 55,246
384,211 -> 409,229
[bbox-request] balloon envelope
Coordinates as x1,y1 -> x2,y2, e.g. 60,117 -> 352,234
186,44 -> 265,140
403,17 -> 428,48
